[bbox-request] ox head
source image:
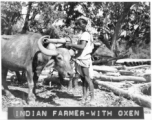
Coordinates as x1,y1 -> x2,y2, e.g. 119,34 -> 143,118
38,36 -> 75,78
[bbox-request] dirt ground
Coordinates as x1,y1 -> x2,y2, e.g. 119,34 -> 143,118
2,77 -> 151,114
2,66 -> 151,115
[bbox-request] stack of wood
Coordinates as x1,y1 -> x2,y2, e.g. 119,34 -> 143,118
92,61 -> 151,108
92,65 -> 150,82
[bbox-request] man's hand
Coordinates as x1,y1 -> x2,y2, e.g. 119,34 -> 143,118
43,38 -> 50,43
65,43 -> 72,47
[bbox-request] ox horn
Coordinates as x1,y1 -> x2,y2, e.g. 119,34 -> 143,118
38,36 -> 59,56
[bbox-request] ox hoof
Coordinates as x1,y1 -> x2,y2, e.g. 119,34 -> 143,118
27,98 -> 36,105
81,98 -> 87,104
28,100 -> 36,105
27,94 -> 36,104
87,101 -> 96,106
5,91 -> 15,99
67,88 -> 74,93
86,99 -> 96,106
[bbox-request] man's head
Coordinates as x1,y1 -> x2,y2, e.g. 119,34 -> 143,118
74,18 -> 88,32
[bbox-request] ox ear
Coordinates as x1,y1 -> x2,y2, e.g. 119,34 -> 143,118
55,43 -> 63,48
69,49 -> 75,56
45,59 -> 55,68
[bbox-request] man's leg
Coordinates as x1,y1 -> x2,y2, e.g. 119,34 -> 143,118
81,67 -> 94,102
80,76 -> 87,102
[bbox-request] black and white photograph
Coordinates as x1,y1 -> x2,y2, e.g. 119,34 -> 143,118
0,1 -> 151,120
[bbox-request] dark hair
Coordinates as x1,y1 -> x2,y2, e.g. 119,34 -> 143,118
75,18 -> 88,31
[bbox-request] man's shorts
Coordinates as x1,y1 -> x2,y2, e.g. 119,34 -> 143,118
74,58 -> 93,79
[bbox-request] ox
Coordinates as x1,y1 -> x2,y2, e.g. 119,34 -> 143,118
1,32 -> 74,103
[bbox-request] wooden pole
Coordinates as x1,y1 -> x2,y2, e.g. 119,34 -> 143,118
93,74 -> 147,82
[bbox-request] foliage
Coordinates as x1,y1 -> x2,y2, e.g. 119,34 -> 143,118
1,2 -> 150,59
120,2 -> 150,46
63,2 -> 150,58
32,2 -> 66,32
1,2 -> 66,34
1,2 -> 22,34
129,44 -> 151,59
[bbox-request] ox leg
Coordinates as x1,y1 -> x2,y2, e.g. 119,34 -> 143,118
68,74 -> 79,91
68,80 -> 73,90
25,66 -> 35,103
73,74 -> 79,89
59,73 -> 67,88
33,73 -> 39,96
22,71 -> 27,83
15,71 -> 21,84
81,76 -> 87,103
2,68 -> 15,98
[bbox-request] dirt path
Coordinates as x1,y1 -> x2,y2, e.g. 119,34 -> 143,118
3,81 -> 143,110
2,67 -> 151,115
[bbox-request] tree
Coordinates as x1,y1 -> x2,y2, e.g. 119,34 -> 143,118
1,2 -> 150,59
1,2 -> 67,35
1,2 -> 22,35
65,2 -> 150,58
21,2 -> 33,33
111,2 -> 136,57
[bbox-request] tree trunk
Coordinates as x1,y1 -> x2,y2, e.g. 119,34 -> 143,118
119,70 -> 134,76
111,2 -> 136,57
98,34 -> 111,50
94,80 -> 151,108
21,2 -> 33,33
93,65 -> 117,72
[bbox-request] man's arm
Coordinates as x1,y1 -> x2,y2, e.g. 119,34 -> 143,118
66,40 -> 87,50
44,38 -> 66,44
